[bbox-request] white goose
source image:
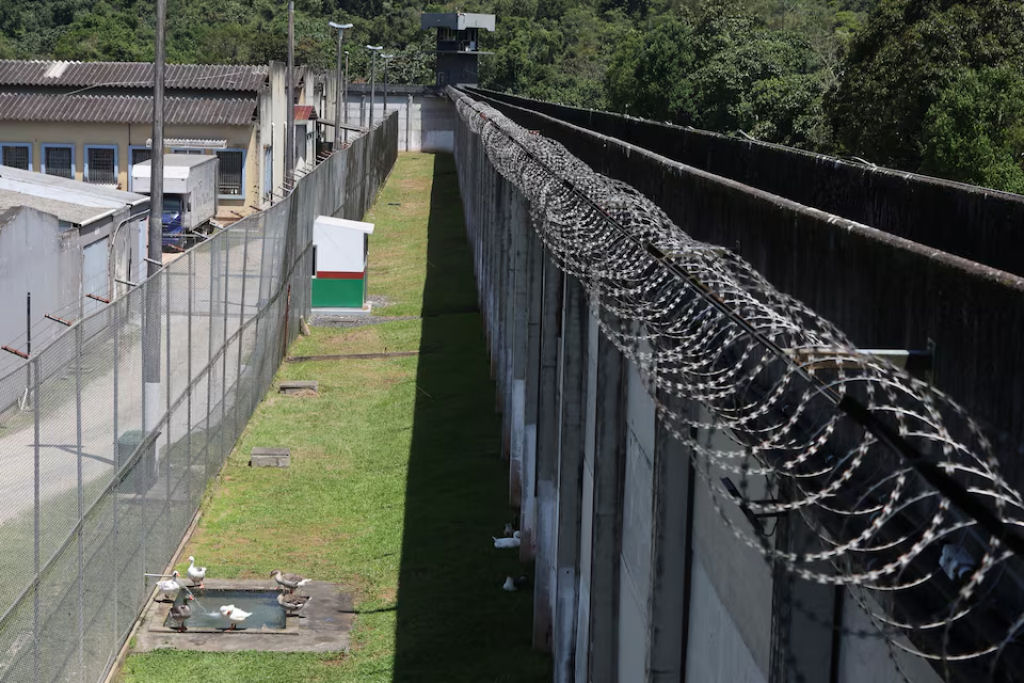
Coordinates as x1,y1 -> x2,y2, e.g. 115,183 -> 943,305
156,571 -> 183,602
218,604 -> 253,630
493,530 -> 521,549
187,555 -> 207,589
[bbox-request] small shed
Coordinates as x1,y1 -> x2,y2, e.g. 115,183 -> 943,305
312,215 -> 375,309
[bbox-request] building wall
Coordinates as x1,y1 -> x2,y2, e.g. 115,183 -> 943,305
0,121 -> 259,218
0,207 -> 80,355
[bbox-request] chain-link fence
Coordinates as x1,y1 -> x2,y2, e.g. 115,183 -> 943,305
0,113 -> 398,683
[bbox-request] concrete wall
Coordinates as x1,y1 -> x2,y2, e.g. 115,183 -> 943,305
0,206 -> 79,356
451,92 -> 960,683
467,87 -> 1024,278
464,91 -> 1024,494
325,86 -> 456,153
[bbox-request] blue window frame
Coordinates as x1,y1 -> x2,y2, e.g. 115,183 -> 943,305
215,148 -> 245,199
128,146 -> 152,192
84,144 -> 118,185
41,144 -> 75,179
0,142 -> 32,171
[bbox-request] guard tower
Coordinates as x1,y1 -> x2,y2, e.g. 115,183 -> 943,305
421,12 -> 495,87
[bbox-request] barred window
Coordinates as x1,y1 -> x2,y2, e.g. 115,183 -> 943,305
216,149 -> 244,196
1,144 -> 30,170
44,146 -> 73,178
86,146 -> 117,184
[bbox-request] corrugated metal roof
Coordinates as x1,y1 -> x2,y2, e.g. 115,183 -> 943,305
294,105 -> 315,121
0,60 -> 268,91
0,93 -> 256,125
0,165 -> 147,225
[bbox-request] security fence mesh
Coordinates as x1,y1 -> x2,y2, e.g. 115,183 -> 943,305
0,113 -> 397,682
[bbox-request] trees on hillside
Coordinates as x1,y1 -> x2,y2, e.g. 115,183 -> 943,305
605,7 -> 831,148
827,0 -> 1024,186
4,0 -> 1024,193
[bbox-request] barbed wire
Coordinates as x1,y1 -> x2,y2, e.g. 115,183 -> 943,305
450,88 -> 1024,681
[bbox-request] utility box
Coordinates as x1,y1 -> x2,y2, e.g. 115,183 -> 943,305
312,216 -> 375,309
132,154 -> 218,241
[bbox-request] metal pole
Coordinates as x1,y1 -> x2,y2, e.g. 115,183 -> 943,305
32,357 -> 39,683
329,22 -> 352,149
383,56 -> 389,112
369,51 -> 376,128
285,1 -> 295,186
26,291 -> 31,395
186,250 -> 193,509
145,0 -> 165,445
334,29 -> 343,149
221,235 -> 230,455
150,3 -> 164,281
165,268 -> 172,507
343,52 -> 349,144
111,298 -> 119,645
205,238 -> 215,482
74,322 -> 83,680
236,228 -> 249,433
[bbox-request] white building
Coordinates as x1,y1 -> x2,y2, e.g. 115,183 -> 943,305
0,166 -> 149,378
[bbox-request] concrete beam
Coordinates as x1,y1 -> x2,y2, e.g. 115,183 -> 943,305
519,225 -> 543,543
553,275 -> 588,682
586,309 -> 626,682
533,253 -> 564,650
646,394 -> 694,682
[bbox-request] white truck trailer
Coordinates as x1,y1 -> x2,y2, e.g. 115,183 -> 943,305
131,154 -> 218,236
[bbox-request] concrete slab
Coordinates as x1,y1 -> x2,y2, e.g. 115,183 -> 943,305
279,380 -> 319,396
250,447 -> 290,467
133,579 -> 353,653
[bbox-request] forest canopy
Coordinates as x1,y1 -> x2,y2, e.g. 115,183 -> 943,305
1,0 -> 1023,193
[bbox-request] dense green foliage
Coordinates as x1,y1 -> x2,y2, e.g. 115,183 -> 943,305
2,0 -> 1024,191
828,0 -> 1024,190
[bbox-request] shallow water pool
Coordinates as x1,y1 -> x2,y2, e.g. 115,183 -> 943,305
164,588 -> 287,630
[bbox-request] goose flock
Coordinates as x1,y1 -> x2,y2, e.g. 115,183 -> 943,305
153,558 -> 314,630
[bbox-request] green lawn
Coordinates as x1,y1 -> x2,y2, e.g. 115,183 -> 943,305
120,153 -> 550,682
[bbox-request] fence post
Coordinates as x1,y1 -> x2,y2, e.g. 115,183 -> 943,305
237,226 -> 249,434
221,234 -> 230,457
205,238 -> 216,481
111,298 -> 120,644
186,250 -> 193,508
165,269 -> 172,507
32,356 -> 40,683
75,321 -> 84,681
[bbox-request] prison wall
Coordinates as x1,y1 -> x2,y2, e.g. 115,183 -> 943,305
464,92 -> 1024,492
467,87 -> 1024,279
451,94 -> 955,683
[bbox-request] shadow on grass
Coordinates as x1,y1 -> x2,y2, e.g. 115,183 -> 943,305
392,154 -> 551,682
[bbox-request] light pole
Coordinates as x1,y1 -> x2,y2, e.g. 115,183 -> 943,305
382,53 -> 393,113
285,1 -> 295,185
366,45 -> 382,128
328,21 -> 353,150
343,50 -> 350,142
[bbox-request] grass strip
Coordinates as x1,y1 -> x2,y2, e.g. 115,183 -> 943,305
120,153 -> 550,682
